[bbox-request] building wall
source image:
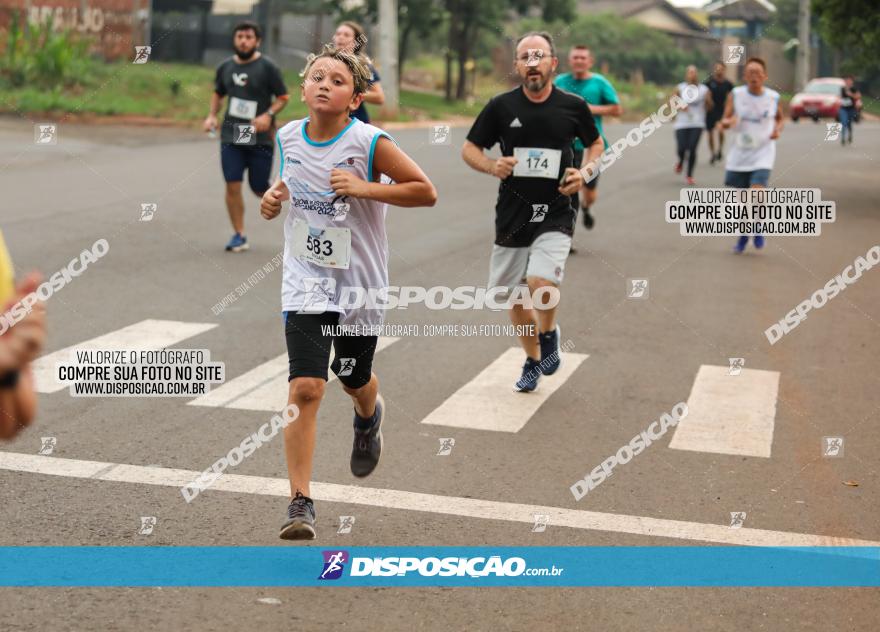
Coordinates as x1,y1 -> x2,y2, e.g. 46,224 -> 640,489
719,36 -> 820,93
0,0 -> 150,60
754,39 -> 795,92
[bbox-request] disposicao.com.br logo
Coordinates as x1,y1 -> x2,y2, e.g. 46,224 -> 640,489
318,551 -> 562,580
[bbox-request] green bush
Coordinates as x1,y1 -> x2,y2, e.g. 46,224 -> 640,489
520,12 -> 707,85
0,11 -> 94,89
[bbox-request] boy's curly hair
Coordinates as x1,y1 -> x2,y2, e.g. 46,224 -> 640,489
300,44 -> 371,96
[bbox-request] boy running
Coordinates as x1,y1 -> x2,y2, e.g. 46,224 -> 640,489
721,57 -> 784,253
260,46 -> 436,540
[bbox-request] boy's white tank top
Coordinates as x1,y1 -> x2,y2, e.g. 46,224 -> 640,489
277,117 -> 392,327
725,85 -> 779,172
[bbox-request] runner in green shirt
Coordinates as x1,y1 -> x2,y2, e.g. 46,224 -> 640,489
554,45 -> 622,240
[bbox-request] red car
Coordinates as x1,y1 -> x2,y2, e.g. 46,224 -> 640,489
790,77 -> 861,122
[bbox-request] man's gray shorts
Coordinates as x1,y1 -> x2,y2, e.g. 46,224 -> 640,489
487,231 -> 572,292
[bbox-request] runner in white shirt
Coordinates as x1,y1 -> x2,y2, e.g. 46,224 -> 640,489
721,57 -> 784,253
260,46 -> 436,540
673,65 -> 712,185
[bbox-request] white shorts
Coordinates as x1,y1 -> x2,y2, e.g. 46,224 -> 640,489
487,231 -> 571,291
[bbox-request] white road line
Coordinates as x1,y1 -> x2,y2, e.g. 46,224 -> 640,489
421,348 -> 589,432
188,337 -> 400,412
0,451 -> 874,547
188,353 -> 288,410
32,319 -> 217,394
669,364 -> 780,458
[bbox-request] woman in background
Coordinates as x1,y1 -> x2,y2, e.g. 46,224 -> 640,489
673,65 -> 713,185
332,21 -> 385,123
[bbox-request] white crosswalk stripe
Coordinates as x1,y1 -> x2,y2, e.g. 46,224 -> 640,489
669,364 -> 780,458
32,319 -> 217,394
188,336 -> 400,412
421,347 -> 589,432
31,322 -> 783,456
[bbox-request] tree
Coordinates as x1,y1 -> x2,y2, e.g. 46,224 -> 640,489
523,12 -> 699,85
359,0 -> 444,82
443,0 -> 576,100
397,0 -> 444,82
812,0 -> 880,77
444,0 -> 506,100
763,0 -> 800,42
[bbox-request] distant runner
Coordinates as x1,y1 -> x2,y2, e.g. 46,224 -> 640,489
553,45 -> 621,233
462,32 -> 602,392
673,65 -> 712,185
704,62 -> 734,164
332,21 -> 385,123
721,57 -> 784,253
838,76 -> 861,146
203,21 -> 289,252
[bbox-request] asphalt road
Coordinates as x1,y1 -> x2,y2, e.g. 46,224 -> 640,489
0,112 -> 878,631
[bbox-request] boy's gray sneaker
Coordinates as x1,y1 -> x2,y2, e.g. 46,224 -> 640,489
280,491 -> 316,540
351,394 -> 384,478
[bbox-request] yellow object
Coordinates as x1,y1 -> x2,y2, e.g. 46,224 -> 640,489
0,230 -> 14,306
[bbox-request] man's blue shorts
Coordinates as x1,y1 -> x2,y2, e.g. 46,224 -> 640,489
220,143 -> 274,194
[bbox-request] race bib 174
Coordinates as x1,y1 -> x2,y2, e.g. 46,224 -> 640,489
512,147 -> 562,179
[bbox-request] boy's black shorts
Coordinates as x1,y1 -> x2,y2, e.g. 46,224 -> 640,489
284,311 -> 377,389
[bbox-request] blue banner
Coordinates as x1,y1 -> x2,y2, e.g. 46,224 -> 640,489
0,546 -> 877,587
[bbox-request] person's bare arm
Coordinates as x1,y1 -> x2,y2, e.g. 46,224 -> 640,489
461,140 -> 517,179
567,134 -> 605,193
720,92 -> 736,128
0,368 -> 37,439
362,82 -> 385,106
203,93 -> 224,132
330,137 -> 436,207
260,177 -> 290,220
0,386 -> 24,439
770,100 -> 784,139
705,90 -> 714,112
0,274 -> 46,440
253,95 -> 290,133
674,87 -> 689,111
589,103 -> 622,117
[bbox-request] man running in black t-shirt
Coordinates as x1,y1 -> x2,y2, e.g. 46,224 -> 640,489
203,21 -> 289,252
462,31 -> 602,392
704,62 -> 733,165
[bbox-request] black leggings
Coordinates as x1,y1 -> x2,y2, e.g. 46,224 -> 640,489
675,128 -> 703,177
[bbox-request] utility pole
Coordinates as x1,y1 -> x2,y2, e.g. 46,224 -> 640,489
378,0 -> 399,118
795,0 -> 810,91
